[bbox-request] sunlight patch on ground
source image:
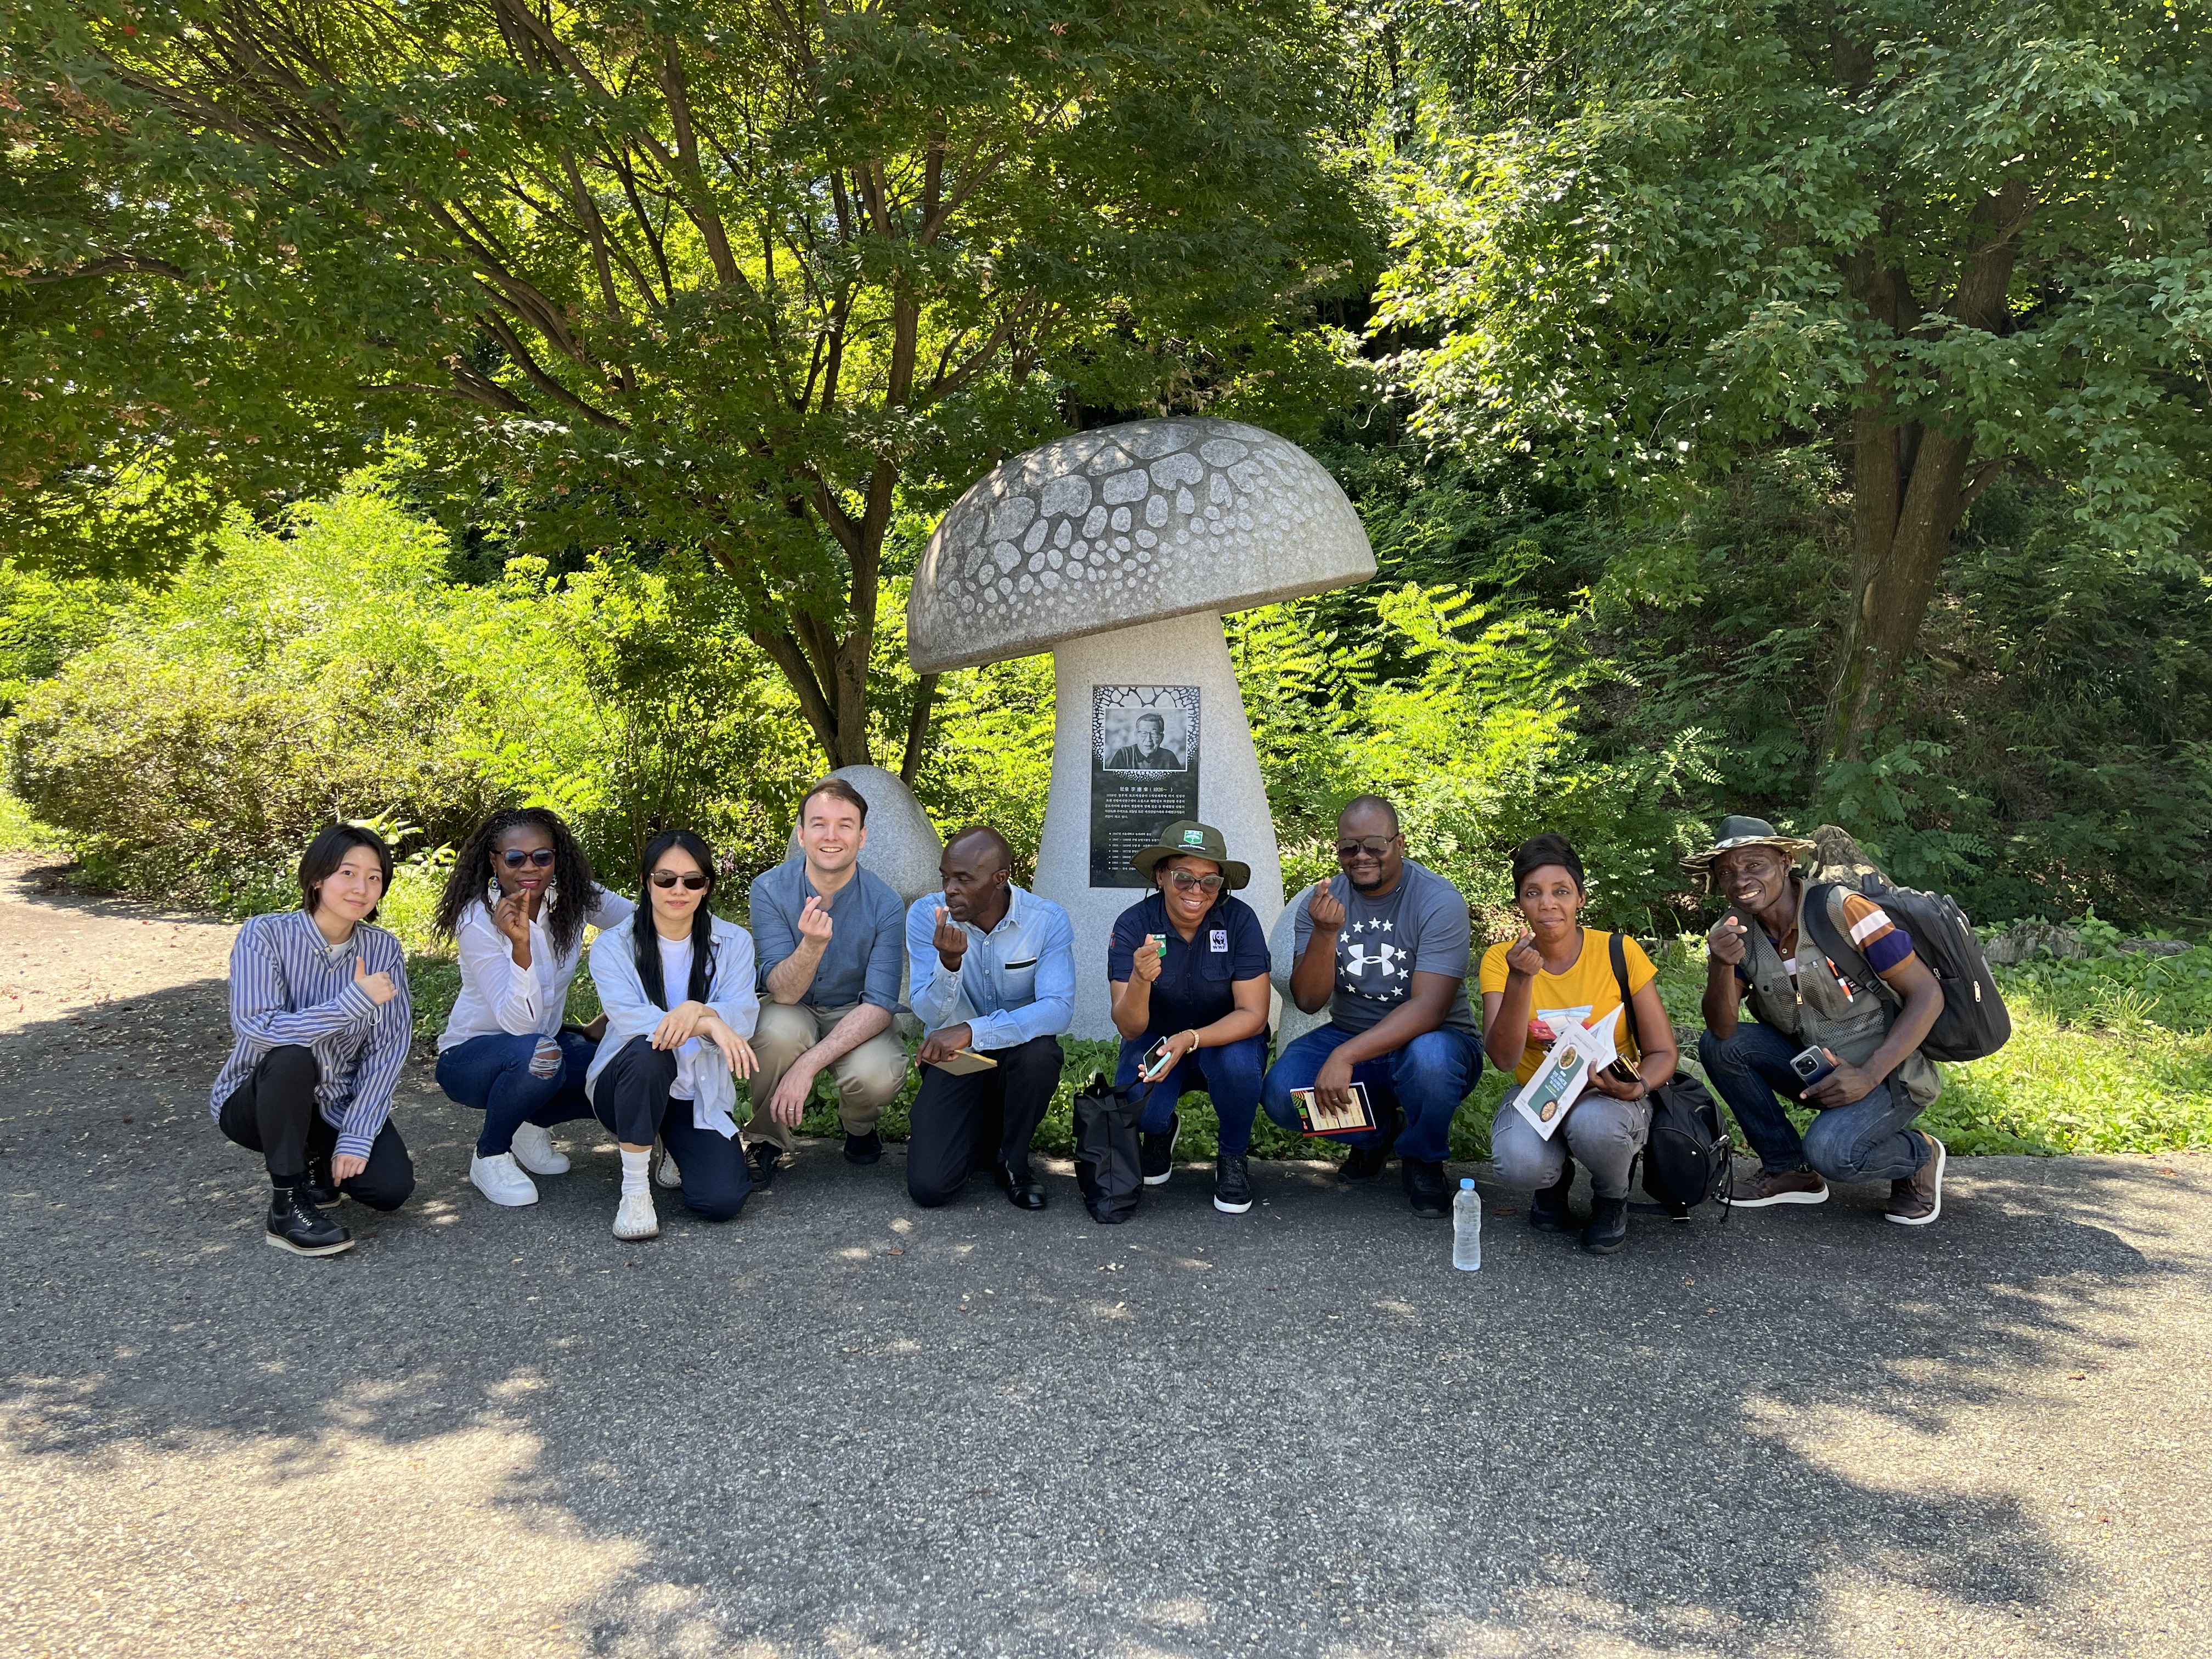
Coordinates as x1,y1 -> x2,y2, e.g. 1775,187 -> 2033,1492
0,1421 -> 639,1657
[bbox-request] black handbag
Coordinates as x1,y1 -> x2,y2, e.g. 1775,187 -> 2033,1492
1606,933 -> 1734,1217
1071,1071 -> 1150,1226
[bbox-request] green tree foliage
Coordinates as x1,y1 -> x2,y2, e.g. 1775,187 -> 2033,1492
5,475 -> 813,900
1375,0 -> 2212,760
11,0 -> 1368,769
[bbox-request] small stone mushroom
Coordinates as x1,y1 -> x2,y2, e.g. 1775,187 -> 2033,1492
907,417 -> 1375,1036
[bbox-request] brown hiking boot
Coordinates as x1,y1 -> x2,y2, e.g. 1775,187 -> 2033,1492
1885,1133 -> 1946,1226
1725,1165 -> 1829,1209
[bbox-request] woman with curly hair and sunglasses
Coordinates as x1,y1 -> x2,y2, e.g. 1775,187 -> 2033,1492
585,829 -> 760,1241
432,806 -> 632,1209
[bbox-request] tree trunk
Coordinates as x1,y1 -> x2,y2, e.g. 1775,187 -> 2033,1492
1824,413 -> 1973,760
1821,178 -> 2028,763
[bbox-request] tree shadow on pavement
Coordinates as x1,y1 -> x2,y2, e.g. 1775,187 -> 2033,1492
2,977 -> 2205,1659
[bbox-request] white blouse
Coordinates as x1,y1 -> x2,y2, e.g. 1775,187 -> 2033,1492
436,885 -> 634,1051
657,934 -> 699,1101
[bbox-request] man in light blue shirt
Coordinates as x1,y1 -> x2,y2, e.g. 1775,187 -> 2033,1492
746,777 -> 911,1177
904,825 -> 1074,1209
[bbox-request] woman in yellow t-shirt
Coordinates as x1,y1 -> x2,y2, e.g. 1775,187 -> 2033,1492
1479,833 -> 1678,1254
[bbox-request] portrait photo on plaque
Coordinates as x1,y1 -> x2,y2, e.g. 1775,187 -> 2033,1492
1089,685 -> 1201,888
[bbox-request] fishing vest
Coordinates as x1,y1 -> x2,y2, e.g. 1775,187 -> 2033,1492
1729,881 -> 1942,1107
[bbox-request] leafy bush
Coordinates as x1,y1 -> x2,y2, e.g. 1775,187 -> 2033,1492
5,477 -> 814,903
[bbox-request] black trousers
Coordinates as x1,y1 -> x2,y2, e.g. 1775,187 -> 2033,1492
906,1035 -> 1065,1207
218,1045 -> 415,1211
591,1035 -> 751,1222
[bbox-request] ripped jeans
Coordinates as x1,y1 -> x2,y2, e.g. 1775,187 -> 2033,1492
436,1029 -> 599,1158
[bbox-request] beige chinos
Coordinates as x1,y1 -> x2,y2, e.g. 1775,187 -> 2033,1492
744,1002 -> 909,1154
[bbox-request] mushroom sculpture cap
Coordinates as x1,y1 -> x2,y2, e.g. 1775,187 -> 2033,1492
907,417 -> 1375,674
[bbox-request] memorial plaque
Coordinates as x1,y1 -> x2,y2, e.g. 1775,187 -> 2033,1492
1089,684 -> 1200,888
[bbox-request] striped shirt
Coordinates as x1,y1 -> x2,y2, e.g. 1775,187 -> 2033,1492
209,910 -> 414,1159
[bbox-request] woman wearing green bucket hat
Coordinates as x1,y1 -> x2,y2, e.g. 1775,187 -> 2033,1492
1107,820 -> 1272,1214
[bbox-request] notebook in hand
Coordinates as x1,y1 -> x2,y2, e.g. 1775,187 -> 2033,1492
930,1047 -> 998,1075
1290,1080 -> 1377,1138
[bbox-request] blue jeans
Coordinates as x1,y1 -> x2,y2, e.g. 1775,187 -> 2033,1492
1113,1032 -> 1267,1157
1698,1020 -> 1929,1183
436,1030 -> 597,1158
1260,1024 -> 1484,1163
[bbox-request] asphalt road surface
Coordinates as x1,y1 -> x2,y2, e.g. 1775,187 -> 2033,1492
3,854 -> 2208,1658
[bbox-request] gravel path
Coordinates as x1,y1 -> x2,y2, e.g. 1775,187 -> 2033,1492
3,852 -> 2209,1658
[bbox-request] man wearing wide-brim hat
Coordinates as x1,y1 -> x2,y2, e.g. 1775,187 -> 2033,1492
1107,820 -> 1272,1214
1689,815 -> 1950,1225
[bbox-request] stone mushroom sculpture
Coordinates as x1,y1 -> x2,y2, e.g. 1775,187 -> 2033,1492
907,416 -> 1376,1037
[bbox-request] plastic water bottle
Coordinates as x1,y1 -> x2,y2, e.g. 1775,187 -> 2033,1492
1452,1178 -> 1482,1272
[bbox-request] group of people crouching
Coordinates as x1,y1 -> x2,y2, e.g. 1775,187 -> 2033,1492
214,781 -> 1951,1259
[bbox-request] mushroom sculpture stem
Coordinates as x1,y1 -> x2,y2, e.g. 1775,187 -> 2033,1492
907,417 -> 1376,1038
1032,612 -> 1282,1036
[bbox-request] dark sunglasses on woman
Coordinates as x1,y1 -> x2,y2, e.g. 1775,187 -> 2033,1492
499,848 -> 558,869
651,870 -> 711,890
1166,870 -> 1226,893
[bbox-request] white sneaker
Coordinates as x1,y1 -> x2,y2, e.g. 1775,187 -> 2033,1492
470,1152 -> 539,1208
651,1142 -> 683,1189
510,1121 -> 571,1176
613,1188 -> 660,1241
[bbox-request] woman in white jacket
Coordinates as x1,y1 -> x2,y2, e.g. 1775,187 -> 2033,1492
587,828 -> 760,1241
432,808 -> 631,1208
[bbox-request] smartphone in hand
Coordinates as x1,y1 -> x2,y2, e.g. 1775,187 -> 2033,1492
1139,1037 -> 1176,1081
1788,1045 -> 1837,1091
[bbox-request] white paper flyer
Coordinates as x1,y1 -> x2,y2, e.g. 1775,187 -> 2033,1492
1511,1007 -> 1622,1142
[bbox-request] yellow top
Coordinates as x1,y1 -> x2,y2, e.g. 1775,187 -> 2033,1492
1478,927 -> 1657,1085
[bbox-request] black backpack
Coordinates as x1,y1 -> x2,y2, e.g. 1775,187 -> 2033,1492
1606,934 -> 1733,1216
1797,826 -> 2011,1064
1071,1072 -> 1147,1226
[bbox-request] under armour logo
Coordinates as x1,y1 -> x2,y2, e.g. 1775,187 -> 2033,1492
1343,940 -> 1401,978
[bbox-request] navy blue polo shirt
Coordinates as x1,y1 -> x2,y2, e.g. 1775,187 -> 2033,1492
1107,890 -> 1270,1037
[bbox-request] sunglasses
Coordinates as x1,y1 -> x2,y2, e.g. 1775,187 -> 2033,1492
1166,870 -> 1226,894
1335,836 -> 1398,860
499,848 -> 557,870
650,870 -> 711,891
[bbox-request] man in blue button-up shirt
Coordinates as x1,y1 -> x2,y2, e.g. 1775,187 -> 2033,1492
746,778 -> 912,1176
904,825 -> 1074,1210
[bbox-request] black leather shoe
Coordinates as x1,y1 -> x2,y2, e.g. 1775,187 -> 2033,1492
1529,1162 -> 1575,1232
748,1142 -> 782,1189
994,1160 -> 1047,1210
843,1130 -> 883,1165
1581,1193 -> 1629,1254
1339,1104 -> 1400,1182
266,1188 -> 353,1257
1402,1157 -> 1449,1218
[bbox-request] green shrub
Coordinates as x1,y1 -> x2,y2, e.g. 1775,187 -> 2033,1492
4,478 -> 816,904
8,489 -> 500,901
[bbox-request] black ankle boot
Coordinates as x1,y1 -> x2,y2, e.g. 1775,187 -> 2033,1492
301,1155 -> 343,1208
266,1187 -> 354,1257
1581,1193 -> 1629,1254
1529,1162 -> 1575,1232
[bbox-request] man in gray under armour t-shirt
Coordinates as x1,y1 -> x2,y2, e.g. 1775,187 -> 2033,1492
1260,795 -> 1485,1216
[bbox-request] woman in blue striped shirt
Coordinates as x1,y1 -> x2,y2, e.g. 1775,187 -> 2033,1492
211,823 -> 415,1257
